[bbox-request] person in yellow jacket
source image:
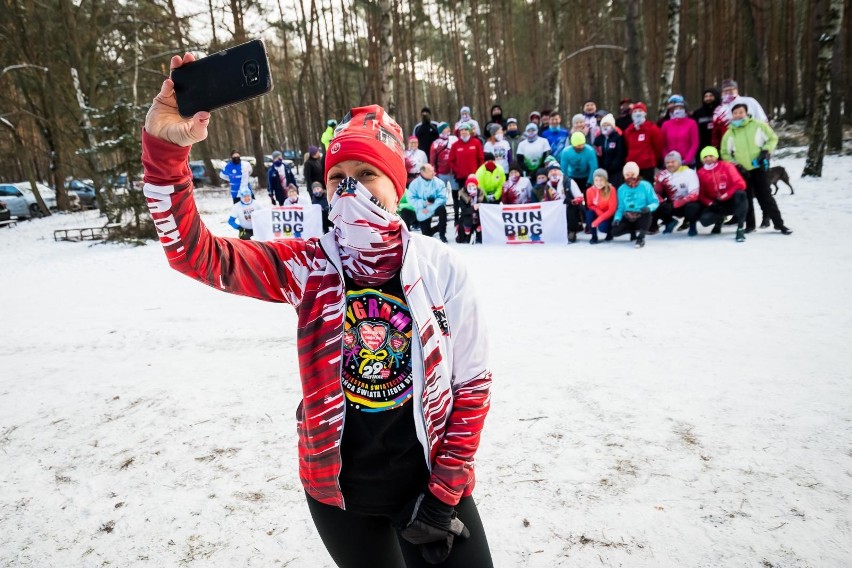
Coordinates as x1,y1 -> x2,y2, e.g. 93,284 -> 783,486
320,119 -> 337,150
720,104 -> 791,235
475,155 -> 505,203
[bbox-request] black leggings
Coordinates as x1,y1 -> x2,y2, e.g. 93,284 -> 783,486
306,494 -> 494,568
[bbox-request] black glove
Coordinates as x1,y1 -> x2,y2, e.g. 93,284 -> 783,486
736,164 -> 748,177
640,206 -> 650,214
395,492 -> 470,565
757,150 -> 769,163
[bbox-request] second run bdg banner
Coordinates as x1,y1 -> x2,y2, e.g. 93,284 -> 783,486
478,201 -> 567,245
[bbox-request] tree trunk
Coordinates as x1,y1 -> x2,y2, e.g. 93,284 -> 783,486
378,0 -> 395,113
625,0 -> 650,102
657,0 -> 681,116
827,9 -> 845,152
803,0 -> 844,177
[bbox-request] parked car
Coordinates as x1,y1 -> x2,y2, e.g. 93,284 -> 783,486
0,200 -> 10,222
66,179 -> 98,209
15,182 -> 79,212
282,149 -> 302,166
189,160 -> 226,187
0,183 -> 48,218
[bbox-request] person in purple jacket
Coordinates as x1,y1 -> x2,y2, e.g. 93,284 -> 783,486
660,95 -> 699,167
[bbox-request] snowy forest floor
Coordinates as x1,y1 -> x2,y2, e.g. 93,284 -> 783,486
1,150 -> 850,567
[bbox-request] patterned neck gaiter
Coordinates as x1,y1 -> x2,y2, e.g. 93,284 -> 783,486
329,177 -> 403,286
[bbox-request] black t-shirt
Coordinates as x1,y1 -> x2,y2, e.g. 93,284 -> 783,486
339,274 -> 429,514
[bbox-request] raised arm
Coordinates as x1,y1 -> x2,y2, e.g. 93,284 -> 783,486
143,54 -> 316,306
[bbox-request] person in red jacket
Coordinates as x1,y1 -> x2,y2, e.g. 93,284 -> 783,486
696,146 -> 749,242
143,53 -> 494,568
585,168 -> 618,244
623,102 -> 663,183
448,123 -> 484,225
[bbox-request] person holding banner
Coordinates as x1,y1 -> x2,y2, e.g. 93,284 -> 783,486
545,164 -> 584,243
611,161 -> 659,249
142,53 -> 493,568
501,163 -> 533,204
407,164 -> 449,242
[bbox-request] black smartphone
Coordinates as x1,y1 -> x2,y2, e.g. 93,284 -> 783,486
171,39 -> 273,118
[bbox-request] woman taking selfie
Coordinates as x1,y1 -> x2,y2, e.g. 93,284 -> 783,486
141,54 -> 494,568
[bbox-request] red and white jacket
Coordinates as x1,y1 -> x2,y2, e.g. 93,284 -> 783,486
696,160 -> 746,206
653,166 -> 699,209
141,131 -> 492,509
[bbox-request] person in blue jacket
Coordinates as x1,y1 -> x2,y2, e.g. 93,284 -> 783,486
611,161 -> 659,248
220,149 -> 253,202
228,187 -> 258,239
406,163 -> 448,242
541,111 -> 570,159
559,131 -> 597,197
267,151 -> 297,205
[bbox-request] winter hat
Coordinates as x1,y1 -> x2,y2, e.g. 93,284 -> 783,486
465,174 -> 479,187
600,113 -> 616,127
534,168 -> 547,179
668,94 -> 685,106
408,135 -> 418,142
437,121 -> 450,133
327,119 -> 338,127
308,145 -> 319,155
720,78 -> 738,90
570,132 -> 586,147
271,150 -> 283,159
421,107 -> 431,114
623,161 -> 640,177
458,122 -> 473,132
525,122 -> 538,132
237,187 -> 253,200
311,181 -> 325,189
700,146 -> 719,160
506,117 -> 518,126
545,163 -> 562,174
488,123 -> 502,137
543,155 -> 558,166
632,102 -> 648,114
460,106 -> 471,115
324,104 -> 407,199
529,111 -> 541,119
571,113 -> 585,125
593,168 -> 608,181
665,151 -> 683,164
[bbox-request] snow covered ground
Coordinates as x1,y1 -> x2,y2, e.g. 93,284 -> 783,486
1,152 -> 850,568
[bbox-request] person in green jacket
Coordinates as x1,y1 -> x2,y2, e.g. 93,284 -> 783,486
320,119 -> 338,150
721,104 -> 792,235
475,155 -> 506,203
396,188 -> 418,231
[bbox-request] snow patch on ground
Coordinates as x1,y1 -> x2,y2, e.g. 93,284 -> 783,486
1,152 -> 850,567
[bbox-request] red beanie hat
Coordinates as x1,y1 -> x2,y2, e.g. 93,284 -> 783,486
632,101 -> 648,113
324,104 -> 407,199
465,174 -> 479,188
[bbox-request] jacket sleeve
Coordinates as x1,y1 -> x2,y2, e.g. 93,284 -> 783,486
408,179 -> 426,211
685,120 -> 699,164
429,142 -> 438,169
434,179 -> 448,207
219,166 -> 230,182
645,182 -> 660,212
614,189 -> 625,222
585,150 -> 596,185
286,166 -> 297,188
760,121 -> 778,153
427,255 -> 492,506
726,162 -> 747,192
142,129 -> 315,306
720,131 -> 734,163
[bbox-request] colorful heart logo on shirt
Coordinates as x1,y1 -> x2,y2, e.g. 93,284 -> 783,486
389,331 -> 409,353
343,330 -> 357,349
358,323 -> 388,352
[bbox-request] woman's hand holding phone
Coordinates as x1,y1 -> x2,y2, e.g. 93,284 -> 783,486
144,53 -> 210,147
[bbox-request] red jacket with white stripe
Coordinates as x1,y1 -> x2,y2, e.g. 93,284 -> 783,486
141,131 -> 492,508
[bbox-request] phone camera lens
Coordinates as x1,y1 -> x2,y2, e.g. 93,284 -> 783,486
243,60 -> 260,84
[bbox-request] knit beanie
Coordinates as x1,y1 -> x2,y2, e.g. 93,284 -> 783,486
720,78 -> 738,90
593,168 -> 608,181
572,113 -> 585,125
600,113 -> 616,127
324,104 -> 407,199
700,146 -> 719,160
632,102 -> 648,114
623,161 -> 640,177
665,151 -> 683,164
465,174 -> 479,187
437,121 -> 449,133
570,132 -> 586,147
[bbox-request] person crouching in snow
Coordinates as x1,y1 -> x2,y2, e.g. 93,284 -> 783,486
501,163 -> 533,204
611,161 -> 659,248
696,146 -> 749,242
585,169 -> 618,244
544,163 -> 584,243
143,53 -> 494,568
457,175 -> 483,244
228,187 -> 258,240
475,155 -> 505,204
652,151 -> 701,236
407,163 -> 449,242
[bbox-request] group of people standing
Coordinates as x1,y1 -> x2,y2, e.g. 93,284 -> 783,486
397,78 -> 792,247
